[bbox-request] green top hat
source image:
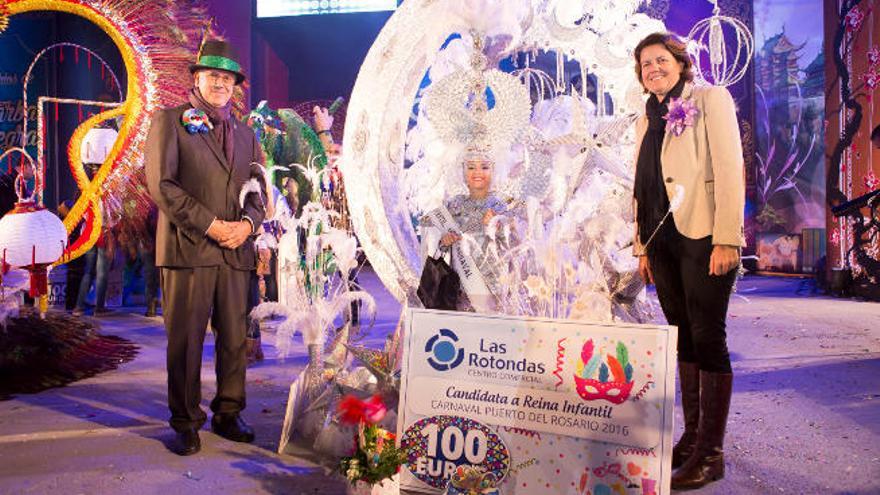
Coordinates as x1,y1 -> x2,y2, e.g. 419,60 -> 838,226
189,39 -> 246,85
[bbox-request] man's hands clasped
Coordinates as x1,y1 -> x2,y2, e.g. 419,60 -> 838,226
207,219 -> 252,249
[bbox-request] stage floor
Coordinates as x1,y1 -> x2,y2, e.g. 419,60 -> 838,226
0,270 -> 877,494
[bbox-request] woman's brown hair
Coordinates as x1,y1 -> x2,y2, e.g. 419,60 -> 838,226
634,32 -> 694,91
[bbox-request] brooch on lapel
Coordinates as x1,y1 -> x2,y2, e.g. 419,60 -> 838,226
181,108 -> 213,134
663,97 -> 699,137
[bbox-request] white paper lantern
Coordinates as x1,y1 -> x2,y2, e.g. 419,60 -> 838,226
0,148 -> 68,317
0,203 -> 67,268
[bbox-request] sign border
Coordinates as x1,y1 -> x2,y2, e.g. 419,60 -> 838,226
398,308 -> 678,494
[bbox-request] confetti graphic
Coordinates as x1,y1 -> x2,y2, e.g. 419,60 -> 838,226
553,337 -> 567,390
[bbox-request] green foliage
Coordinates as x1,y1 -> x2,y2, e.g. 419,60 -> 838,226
757,203 -> 786,230
339,425 -> 405,486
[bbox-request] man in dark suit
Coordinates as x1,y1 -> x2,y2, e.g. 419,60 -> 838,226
145,39 -> 265,456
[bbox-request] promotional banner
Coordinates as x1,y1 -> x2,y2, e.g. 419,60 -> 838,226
399,309 -> 677,495
0,13 -> 54,175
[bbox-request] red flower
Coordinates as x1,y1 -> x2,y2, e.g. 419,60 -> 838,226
869,46 -> 880,67
845,6 -> 866,32
864,171 -> 880,191
338,395 -> 367,425
863,70 -> 880,91
337,394 -> 387,425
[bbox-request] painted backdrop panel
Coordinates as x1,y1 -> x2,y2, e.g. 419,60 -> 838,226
753,0 -> 827,273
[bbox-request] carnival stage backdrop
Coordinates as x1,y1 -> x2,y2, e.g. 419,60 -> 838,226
2,1 -> 875,282
824,0 -> 880,298
753,0 -> 827,273
0,11 -> 127,212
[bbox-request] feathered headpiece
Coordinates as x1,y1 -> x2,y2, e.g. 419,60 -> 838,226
423,31 -> 531,165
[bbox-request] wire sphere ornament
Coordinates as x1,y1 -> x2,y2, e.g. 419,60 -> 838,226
687,0 -> 754,87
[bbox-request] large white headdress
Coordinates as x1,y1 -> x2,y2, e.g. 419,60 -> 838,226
410,32 -> 531,210
423,39 -> 531,155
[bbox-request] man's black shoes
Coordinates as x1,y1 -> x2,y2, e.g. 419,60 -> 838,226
211,414 -> 255,443
173,428 -> 201,456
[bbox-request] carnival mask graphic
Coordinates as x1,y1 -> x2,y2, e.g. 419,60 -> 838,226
574,339 -> 635,404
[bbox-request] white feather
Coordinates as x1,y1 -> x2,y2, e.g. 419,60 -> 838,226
322,228 -> 360,276
328,290 -> 377,331
238,178 -> 263,209
252,301 -> 325,348
251,161 -> 269,184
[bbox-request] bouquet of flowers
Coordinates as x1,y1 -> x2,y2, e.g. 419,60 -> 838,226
337,394 -> 405,486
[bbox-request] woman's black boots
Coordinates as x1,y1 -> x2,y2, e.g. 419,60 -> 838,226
672,361 -> 701,468
671,371 -> 733,490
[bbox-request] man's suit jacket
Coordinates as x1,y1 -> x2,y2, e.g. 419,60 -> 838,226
633,82 -> 746,255
145,103 -> 265,270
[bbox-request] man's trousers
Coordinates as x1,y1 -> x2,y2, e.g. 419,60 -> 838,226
161,265 -> 250,432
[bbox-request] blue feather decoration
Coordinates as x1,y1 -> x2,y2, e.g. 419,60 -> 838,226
582,354 -> 601,379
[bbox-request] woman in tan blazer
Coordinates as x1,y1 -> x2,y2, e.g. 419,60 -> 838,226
631,32 -> 744,490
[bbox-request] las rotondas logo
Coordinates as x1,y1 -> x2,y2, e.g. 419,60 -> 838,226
425,328 -> 464,371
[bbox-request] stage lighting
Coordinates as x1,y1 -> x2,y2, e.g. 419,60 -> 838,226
257,0 -> 398,17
